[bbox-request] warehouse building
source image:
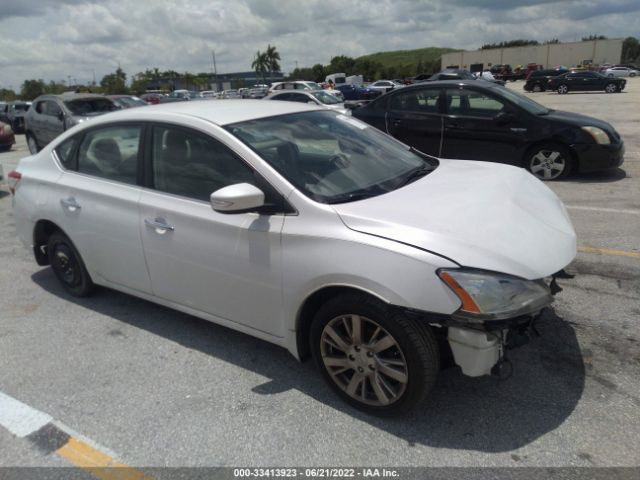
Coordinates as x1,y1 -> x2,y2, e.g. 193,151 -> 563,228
440,38 -> 624,70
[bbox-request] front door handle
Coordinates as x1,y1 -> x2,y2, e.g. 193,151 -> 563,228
60,197 -> 81,212
145,217 -> 175,234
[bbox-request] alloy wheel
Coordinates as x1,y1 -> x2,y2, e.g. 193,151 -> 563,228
320,314 -> 408,406
532,84 -> 542,93
605,83 -> 617,93
529,149 -> 567,180
557,85 -> 568,94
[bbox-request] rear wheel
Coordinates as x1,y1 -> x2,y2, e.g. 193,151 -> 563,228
525,143 -> 573,181
630,72 -> 637,77
557,84 -> 569,94
26,134 -> 39,154
605,82 -> 618,93
47,232 -> 94,297
310,294 -> 439,415
532,84 -> 542,93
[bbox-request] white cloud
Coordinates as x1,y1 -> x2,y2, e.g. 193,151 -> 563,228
0,0 -> 637,91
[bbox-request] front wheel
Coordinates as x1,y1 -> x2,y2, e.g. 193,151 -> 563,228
532,84 -> 542,93
310,294 -> 439,415
557,84 -> 569,94
47,232 -> 95,297
607,74 -> 614,78
525,143 -> 573,181
630,72 -> 637,77
605,82 -> 618,93
26,134 -> 39,154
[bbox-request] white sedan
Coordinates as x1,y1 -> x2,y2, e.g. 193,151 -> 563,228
9,101 -> 576,414
604,67 -> 638,78
368,80 -> 404,93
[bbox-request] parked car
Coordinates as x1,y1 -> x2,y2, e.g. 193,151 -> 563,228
269,81 -> 344,101
335,83 -> 382,100
368,80 -> 404,94
0,101 -> 31,133
548,71 -> 626,94
429,69 -> 505,86
107,95 -> 148,109
265,90 -> 348,114
201,90 -> 218,98
24,93 -> 117,154
523,68 -> 570,92
160,90 -> 191,103
603,67 -> 638,78
0,120 -> 15,151
249,87 -> 268,99
140,93 -> 165,104
9,100 -> 576,414
352,80 -> 624,180
220,89 -> 241,99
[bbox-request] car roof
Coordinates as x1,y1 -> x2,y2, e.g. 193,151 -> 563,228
84,99 -> 321,126
400,79 -> 501,90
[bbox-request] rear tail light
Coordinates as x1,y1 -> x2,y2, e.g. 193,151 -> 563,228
7,170 -> 21,195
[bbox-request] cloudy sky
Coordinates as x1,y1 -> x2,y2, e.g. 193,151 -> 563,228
0,0 -> 638,90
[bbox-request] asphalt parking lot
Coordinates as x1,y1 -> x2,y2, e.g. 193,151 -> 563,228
0,81 -> 639,473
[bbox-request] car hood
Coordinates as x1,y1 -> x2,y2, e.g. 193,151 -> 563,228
332,160 -> 576,280
544,110 -> 617,133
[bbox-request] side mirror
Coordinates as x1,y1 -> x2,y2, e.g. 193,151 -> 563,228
494,111 -> 514,125
210,183 -> 265,213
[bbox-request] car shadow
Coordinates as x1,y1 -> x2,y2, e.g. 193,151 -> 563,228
31,268 -> 585,453
564,167 -> 628,183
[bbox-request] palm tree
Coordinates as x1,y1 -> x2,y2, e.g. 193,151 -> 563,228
252,50 -> 268,84
265,44 -> 281,81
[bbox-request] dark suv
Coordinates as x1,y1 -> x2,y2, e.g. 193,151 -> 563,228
523,69 -> 569,92
25,93 -> 116,154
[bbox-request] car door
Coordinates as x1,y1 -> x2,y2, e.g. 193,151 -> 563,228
384,87 -> 444,156
53,123 -> 152,293
42,100 -> 66,144
440,86 -> 527,164
138,123 -> 286,336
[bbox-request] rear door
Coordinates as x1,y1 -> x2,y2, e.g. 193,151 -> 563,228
440,86 -> 527,164
384,86 -> 443,156
138,123 -> 286,336
53,123 -> 151,293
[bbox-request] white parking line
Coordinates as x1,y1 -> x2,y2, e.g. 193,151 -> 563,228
0,391 -> 52,437
566,205 -> 640,215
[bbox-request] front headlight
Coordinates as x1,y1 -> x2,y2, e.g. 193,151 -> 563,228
581,126 -> 610,145
438,269 -> 553,322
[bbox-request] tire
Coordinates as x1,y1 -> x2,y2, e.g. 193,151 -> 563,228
630,72 -> 637,77
26,134 -> 39,154
525,142 -> 573,181
605,82 -> 618,93
607,74 -> 614,78
557,84 -> 569,94
47,232 -> 94,297
532,84 -> 542,93
310,293 -> 439,415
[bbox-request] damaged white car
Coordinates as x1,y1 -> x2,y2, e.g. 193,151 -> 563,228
10,101 -> 576,414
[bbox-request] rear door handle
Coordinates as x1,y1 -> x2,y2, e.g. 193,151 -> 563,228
144,217 -> 175,234
60,197 -> 81,212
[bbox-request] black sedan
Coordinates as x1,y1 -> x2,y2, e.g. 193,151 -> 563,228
352,80 -> 624,180
548,71 -> 626,94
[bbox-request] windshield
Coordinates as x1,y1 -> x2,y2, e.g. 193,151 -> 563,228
304,82 -> 322,90
495,87 -> 550,115
311,91 -> 342,105
64,98 -> 117,116
226,111 -> 437,204
119,96 -> 147,107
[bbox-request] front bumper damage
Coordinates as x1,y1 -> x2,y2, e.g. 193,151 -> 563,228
441,269 -> 574,377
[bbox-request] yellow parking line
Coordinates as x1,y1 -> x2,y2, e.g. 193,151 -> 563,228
56,437 -> 153,480
578,246 -> 640,259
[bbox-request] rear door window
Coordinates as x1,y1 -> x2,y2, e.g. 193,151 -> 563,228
76,125 -> 142,184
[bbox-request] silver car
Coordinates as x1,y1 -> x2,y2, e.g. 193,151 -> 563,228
604,67 -> 638,78
10,101 -> 576,414
265,89 -> 348,114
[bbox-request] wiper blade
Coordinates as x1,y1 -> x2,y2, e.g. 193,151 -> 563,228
326,191 -> 383,204
397,166 -> 435,188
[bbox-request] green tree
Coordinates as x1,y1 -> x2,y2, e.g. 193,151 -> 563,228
0,88 -> 17,101
622,37 -> 640,63
265,44 -> 281,80
20,79 -> 46,100
582,34 -> 607,41
100,67 -> 128,94
481,39 -> 539,50
329,55 -> 356,74
251,51 -> 268,83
